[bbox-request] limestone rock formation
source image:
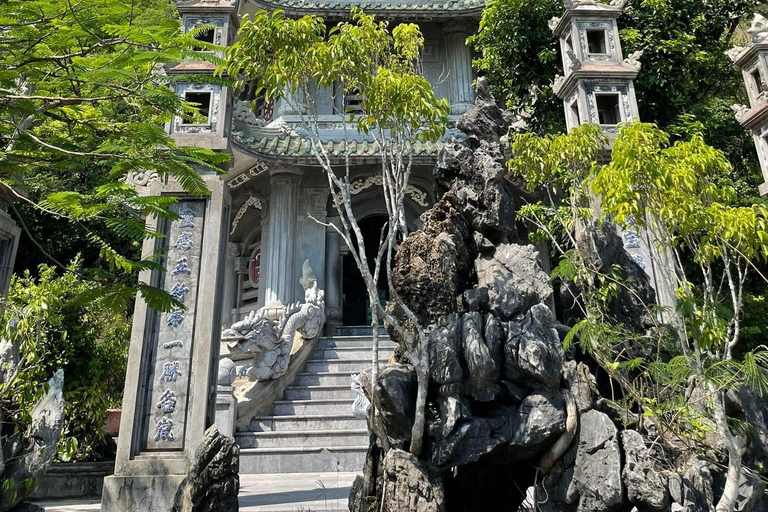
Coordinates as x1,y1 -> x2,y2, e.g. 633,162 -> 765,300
350,76 -> 768,512
0,338 -> 65,512
171,425 -> 239,512
380,449 -> 444,512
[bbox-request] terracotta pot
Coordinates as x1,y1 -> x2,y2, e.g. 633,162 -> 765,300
105,408 -> 121,437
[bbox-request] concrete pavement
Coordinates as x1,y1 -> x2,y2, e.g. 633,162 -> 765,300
32,471 -> 358,512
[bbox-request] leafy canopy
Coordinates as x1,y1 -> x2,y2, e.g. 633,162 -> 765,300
223,8 -> 449,142
0,0 -> 229,310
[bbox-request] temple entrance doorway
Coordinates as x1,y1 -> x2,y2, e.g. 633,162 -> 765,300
341,215 -> 389,326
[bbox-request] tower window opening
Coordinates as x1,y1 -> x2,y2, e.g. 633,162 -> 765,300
586,29 -> 608,54
750,67 -> 766,96
181,91 -> 212,125
596,93 -> 621,125
569,99 -> 581,127
194,28 -> 215,44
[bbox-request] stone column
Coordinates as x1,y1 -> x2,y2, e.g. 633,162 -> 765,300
443,24 -> 474,115
0,209 -> 20,301
324,221 -> 342,330
256,203 -> 270,309
220,242 -> 240,329
101,175 -> 230,512
262,166 -> 302,307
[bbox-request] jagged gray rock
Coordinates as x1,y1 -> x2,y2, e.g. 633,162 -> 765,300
621,429 -> 668,510
563,361 -> 598,413
455,77 -> 508,141
380,449 -> 444,512
568,409 -> 623,512
2,369 -> 65,512
475,244 -> 553,320
507,391 -> 566,460
503,304 -> 563,389
461,312 -> 500,402
681,457 -> 713,512
171,425 -> 239,512
377,364 -> 417,449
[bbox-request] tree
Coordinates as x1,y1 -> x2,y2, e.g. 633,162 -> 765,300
509,122 -> 768,512
2,261 -> 131,462
469,0 -> 764,195
0,0 -> 228,310
223,9 -> 450,456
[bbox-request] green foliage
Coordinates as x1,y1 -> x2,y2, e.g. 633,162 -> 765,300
1,261 -> 130,461
0,0 -> 229,310
223,9 -> 449,143
470,0 -> 763,193
508,123 -> 768,467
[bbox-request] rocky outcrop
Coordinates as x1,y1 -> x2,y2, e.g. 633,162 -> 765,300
171,425 -> 239,512
621,429 -> 668,510
380,449 -> 444,512
0,338 -> 65,512
568,410 -> 623,512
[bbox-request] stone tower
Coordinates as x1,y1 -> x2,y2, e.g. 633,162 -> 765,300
729,13 -> 768,196
101,2 -> 235,510
550,0 -> 678,320
550,0 -> 642,139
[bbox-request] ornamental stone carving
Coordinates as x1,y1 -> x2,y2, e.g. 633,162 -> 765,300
748,13 -> 768,44
230,195 -> 263,235
731,103 -> 751,123
221,260 -> 325,381
623,50 -> 644,71
347,175 -> 429,207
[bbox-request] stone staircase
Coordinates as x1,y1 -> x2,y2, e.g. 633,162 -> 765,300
236,331 -> 395,473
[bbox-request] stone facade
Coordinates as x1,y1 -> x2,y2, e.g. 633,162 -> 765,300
730,13 -> 768,196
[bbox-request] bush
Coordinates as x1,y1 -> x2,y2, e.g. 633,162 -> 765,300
1,260 -> 130,462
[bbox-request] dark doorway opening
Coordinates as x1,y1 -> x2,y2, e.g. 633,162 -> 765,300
342,215 -> 389,326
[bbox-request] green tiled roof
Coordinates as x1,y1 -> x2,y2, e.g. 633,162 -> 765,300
248,0 -> 486,14
232,129 -> 444,159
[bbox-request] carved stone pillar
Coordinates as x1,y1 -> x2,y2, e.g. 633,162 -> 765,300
325,220 -> 342,330
256,202 -> 270,309
443,24 -> 474,115
262,167 -> 302,307
220,242 -> 241,329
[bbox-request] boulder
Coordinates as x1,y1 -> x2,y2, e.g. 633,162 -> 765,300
563,361 -> 598,414
504,304 -> 563,389
429,409 -> 511,470
567,410 -> 623,512
461,312 -> 500,402
377,364 -> 417,449
475,244 -> 553,319
621,429 -> 668,510
171,425 -> 239,512
681,457 -> 713,512
381,449 -> 444,512
507,391 -> 566,460
455,77 -> 509,142
427,314 -> 463,392
2,369 -> 65,512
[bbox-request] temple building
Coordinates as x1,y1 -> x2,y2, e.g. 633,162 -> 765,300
130,0 -> 481,332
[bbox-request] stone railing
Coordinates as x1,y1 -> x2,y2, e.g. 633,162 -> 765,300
216,259 -> 326,433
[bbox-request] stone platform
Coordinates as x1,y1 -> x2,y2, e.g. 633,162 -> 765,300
33,471 -> 358,512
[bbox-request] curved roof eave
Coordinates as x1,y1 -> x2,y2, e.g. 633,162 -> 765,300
244,0 -> 486,19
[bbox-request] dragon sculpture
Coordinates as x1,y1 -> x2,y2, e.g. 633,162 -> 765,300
221,259 -> 325,381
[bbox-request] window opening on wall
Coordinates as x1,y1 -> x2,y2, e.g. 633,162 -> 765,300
195,28 -> 215,44
344,89 -> 363,113
595,93 -> 621,125
568,99 -> 581,127
564,33 -> 574,55
249,247 -> 261,287
750,67 -> 766,96
181,91 -> 212,125
586,29 -> 607,54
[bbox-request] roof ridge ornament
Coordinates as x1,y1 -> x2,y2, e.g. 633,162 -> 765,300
623,49 -> 644,71
749,13 -> 768,44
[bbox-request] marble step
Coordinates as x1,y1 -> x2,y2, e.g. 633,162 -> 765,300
250,414 -> 366,432
311,347 -> 393,360
333,325 -> 375,336
317,337 -> 396,349
273,398 -> 355,416
305,358 -> 388,373
294,371 -> 360,387
284,385 -> 356,400
235,428 -> 369,449
239,445 -> 367,473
